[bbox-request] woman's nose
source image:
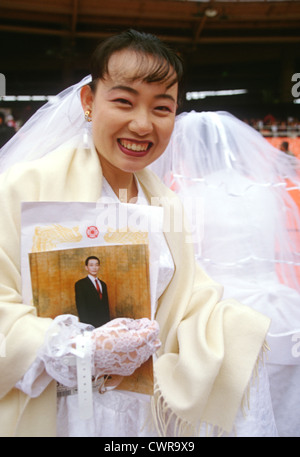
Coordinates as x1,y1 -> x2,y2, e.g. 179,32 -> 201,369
128,110 -> 153,136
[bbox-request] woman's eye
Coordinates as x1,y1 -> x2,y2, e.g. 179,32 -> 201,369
155,106 -> 172,113
114,98 -> 131,106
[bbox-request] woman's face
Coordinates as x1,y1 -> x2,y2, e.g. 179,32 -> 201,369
81,50 -> 178,176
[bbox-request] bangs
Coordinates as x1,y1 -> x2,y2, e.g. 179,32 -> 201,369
129,51 -> 179,88
89,29 -> 184,97
103,50 -> 179,89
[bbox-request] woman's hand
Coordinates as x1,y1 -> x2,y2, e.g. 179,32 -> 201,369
91,318 -> 161,378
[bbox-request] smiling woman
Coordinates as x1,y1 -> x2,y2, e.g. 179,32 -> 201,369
0,29 -> 277,438
80,45 -> 179,201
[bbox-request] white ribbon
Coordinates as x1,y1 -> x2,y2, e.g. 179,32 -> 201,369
207,112 -> 236,168
75,332 -> 94,420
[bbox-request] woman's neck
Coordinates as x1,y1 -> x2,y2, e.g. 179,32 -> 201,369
99,156 -> 138,203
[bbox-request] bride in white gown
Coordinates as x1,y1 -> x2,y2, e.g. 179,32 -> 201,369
0,92 -> 279,437
150,111 -> 300,436
0,27 -> 281,435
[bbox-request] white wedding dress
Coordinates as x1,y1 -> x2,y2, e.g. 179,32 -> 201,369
1,76 -> 279,437
150,111 -> 300,437
187,171 -> 300,437
17,176 -> 278,437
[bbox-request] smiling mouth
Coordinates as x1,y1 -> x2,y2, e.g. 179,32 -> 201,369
117,139 -> 153,157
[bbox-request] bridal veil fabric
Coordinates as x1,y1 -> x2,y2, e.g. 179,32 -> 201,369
150,111 -> 300,436
0,76 -> 92,173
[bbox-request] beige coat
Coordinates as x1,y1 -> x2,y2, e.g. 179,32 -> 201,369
0,139 -> 270,436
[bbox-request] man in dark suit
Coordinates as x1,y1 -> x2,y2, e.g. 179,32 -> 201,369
75,256 -> 110,327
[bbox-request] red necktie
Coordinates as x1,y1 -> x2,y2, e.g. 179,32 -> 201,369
95,279 -> 102,299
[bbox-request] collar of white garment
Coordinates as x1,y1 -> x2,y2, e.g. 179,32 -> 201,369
102,175 -> 148,205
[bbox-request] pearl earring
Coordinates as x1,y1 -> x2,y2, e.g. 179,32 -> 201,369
84,110 -> 92,122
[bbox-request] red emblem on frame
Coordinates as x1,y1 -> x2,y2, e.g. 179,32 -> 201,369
86,226 -> 99,239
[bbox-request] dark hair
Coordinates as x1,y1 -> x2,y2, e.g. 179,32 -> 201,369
89,29 -> 184,97
281,141 -> 289,151
85,256 -> 100,266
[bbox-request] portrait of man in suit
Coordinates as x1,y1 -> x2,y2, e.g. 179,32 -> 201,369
75,255 -> 110,328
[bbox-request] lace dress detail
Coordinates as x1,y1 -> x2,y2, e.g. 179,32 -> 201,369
92,318 -> 160,377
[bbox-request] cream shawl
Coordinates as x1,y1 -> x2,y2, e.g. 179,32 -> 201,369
0,138 -> 270,436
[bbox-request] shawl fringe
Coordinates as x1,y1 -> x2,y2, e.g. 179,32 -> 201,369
150,340 -> 270,437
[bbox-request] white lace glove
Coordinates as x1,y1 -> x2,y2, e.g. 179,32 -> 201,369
92,317 -> 161,378
36,315 -> 160,389
36,315 -> 93,388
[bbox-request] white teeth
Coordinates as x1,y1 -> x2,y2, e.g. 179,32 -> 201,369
120,140 -> 149,152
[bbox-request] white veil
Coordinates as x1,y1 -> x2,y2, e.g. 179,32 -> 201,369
0,75 -> 92,172
1,82 -> 299,307
1,80 -> 299,321
150,111 -> 300,299
150,111 -> 300,436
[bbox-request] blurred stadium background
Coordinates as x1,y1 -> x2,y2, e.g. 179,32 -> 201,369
0,0 -> 300,154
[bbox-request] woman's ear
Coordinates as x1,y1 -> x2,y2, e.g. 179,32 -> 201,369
80,84 -> 94,112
